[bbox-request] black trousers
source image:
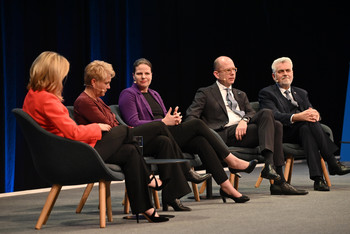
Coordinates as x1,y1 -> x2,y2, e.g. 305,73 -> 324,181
94,125 -> 152,214
218,109 -> 285,167
283,121 -> 338,178
169,119 -> 230,185
131,121 -> 191,203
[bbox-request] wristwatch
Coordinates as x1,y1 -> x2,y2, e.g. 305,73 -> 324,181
242,117 -> 250,123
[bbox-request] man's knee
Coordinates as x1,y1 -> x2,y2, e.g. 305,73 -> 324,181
259,108 -> 274,119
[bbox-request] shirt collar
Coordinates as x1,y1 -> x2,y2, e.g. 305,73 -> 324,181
276,83 -> 291,95
216,80 -> 232,91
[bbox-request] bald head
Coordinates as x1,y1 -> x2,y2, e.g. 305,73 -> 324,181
213,56 -> 233,71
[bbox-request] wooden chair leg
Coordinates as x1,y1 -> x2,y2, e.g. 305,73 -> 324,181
234,175 -> 239,190
106,181 -> 112,222
191,182 -> 200,201
229,173 -> 235,185
76,183 -> 94,213
255,175 -> 263,188
123,188 -> 130,214
152,189 -> 161,209
99,180 -> 106,228
35,184 -> 62,230
320,157 -> 331,187
284,157 -> 294,184
43,184 -> 61,225
199,180 -> 207,194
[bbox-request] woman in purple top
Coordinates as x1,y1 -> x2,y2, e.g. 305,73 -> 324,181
119,58 -> 258,203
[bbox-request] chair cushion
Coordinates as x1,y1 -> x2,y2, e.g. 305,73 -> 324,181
183,153 -> 202,168
283,143 -> 306,159
106,163 -> 123,172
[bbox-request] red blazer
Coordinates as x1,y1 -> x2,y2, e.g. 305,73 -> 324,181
23,89 -> 102,147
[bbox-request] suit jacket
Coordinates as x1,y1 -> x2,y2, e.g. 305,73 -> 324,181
258,84 -> 313,126
186,82 -> 255,131
23,89 -> 102,147
118,83 -> 168,127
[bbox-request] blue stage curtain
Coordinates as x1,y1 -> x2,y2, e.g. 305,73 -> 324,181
0,0 -> 141,192
1,0 -> 350,193
341,66 -> 350,161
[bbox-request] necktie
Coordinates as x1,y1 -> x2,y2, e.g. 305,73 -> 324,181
284,90 -> 298,107
225,88 -> 245,117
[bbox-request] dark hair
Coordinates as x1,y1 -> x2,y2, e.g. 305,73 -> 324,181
133,58 -> 152,73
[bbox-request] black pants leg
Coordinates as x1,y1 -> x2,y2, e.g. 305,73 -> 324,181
94,126 -> 153,214
284,121 -> 338,178
132,121 -> 191,203
169,119 -> 228,185
225,109 -> 285,166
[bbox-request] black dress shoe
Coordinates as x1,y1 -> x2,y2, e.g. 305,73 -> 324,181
219,188 -> 250,203
270,182 -> 308,195
185,169 -> 211,184
163,199 -> 192,211
314,178 -> 330,191
329,161 -> 350,176
229,159 -> 258,174
260,163 -> 281,180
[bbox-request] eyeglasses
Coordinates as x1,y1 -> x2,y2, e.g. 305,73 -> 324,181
217,68 -> 238,74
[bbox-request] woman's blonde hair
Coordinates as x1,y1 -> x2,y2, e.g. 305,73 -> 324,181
27,51 -> 70,100
84,60 -> 115,85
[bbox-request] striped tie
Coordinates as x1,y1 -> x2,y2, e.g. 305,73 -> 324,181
284,90 -> 298,107
225,88 -> 245,117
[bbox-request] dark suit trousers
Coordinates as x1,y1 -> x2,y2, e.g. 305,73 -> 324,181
94,126 -> 152,214
168,119 -> 229,185
132,121 -> 191,203
222,109 -> 285,167
283,121 -> 338,178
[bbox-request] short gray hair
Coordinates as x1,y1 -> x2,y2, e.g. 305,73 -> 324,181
271,57 -> 293,73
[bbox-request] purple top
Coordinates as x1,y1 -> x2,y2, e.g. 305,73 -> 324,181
118,83 -> 168,127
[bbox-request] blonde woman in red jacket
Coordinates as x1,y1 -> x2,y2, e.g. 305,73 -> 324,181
22,51 -> 168,223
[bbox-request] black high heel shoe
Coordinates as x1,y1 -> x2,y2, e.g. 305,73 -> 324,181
229,159 -> 258,174
148,175 -> 170,191
219,188 -> 250,203
137,209 -> 169,223
163,198 -> 192,211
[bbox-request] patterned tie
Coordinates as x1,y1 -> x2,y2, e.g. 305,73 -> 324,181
284,90 -> 298,107
225,88 -> 245,117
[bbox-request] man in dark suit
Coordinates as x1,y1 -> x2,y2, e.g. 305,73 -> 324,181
259,57 -> 350,191
186,56 -> 307,195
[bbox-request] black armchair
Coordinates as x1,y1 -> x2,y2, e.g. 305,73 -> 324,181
12,108 -> 125,229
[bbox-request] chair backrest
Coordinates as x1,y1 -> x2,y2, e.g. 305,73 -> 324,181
109,105 -> 128,126
12,108 -> 124,185
250,101 -> 260,112
66,106 -> 75,121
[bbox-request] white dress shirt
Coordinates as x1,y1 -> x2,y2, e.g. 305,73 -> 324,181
216,81 -> 242,127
